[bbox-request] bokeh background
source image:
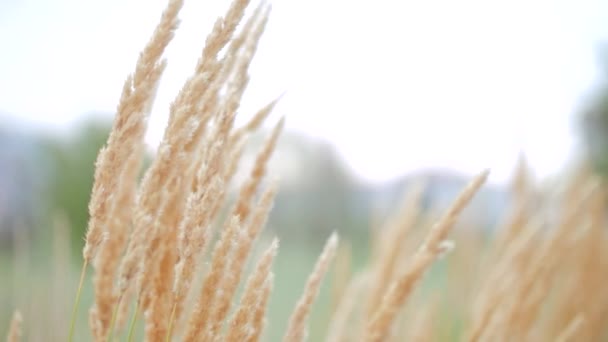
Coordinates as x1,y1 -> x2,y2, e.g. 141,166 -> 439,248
2,0 -> 608,340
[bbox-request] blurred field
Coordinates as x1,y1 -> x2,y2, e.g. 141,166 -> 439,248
3,162 -> 608,341
0,228 -> 368,341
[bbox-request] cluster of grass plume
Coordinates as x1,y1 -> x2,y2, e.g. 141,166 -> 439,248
4,0 -> 608,341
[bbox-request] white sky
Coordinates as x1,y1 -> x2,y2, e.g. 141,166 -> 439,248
1,0 -> 607,185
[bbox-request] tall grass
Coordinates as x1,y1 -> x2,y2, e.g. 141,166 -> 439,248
3,0 -> 608,341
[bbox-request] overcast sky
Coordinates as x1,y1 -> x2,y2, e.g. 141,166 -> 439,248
1,0 -> 608,185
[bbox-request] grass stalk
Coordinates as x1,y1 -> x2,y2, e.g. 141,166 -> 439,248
68,259 -> 88,342
126,300 -> 140,342
106,293 -> 123,342
166,302 -> 178,342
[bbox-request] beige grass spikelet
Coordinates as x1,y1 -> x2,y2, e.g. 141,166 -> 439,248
331,241 -> 352,316
135,5 -> 269,320
6,310 -> 22,342
141,82 -> 247,338
183,215 -> 242,341
83,0 -> 181,263
491,155 -> 533,260
85,0 -> 180,339
225,138 -> 248,185
234,117 -> 284,221
172,176 -> 225,323
466,218 -> 544,342
204,142 -> 245,234
555,314 -> 586,342
205,183 -> 278,341
420,169 -> 489,252
166,0 -> 250,133
190,0 -> 251,84
407,295 -> 439,342
247,274 -> 274,342
218,3 -> 271,104
365,169 -> 489,342
140,135 -> 227,338
114,285 -> 135,334
367,181 -> 425,317
230,95 -> 284,147
139,4 -> 274,336
171,135 -> 227,315
90,143 -> 147,340
326,273 -> 368,342
284,232 -> 339,342
224,238 -> 279,342
116,0 -> 248,298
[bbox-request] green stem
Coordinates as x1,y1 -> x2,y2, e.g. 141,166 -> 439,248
106,294 -> 123,342
68,259 -> 88,342
165,302 -> 178,342
127,300 -> 140,342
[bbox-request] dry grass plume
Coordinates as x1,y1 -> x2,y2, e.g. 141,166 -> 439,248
4,0 -> 608,342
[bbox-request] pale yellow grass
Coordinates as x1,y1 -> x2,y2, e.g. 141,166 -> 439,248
4,0 -> 608,341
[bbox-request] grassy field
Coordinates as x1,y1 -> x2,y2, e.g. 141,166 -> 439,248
0,231 -> 369,341
3,180 -> 608,342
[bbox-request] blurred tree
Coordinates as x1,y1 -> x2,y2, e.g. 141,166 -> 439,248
579,43 -> 608,176
0,125 -> 46,248
266,133 -> 365,243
